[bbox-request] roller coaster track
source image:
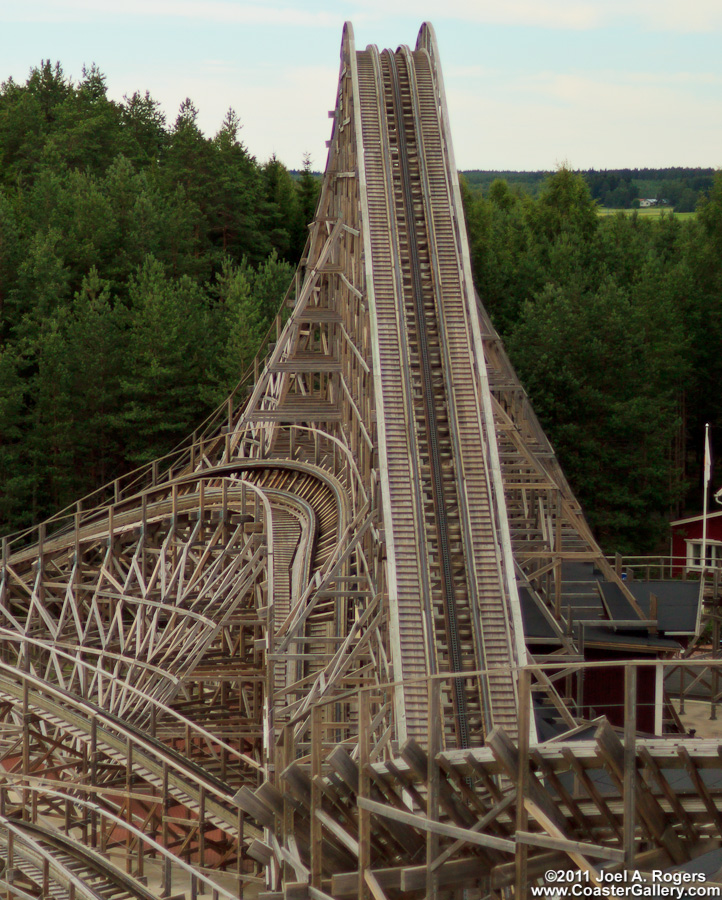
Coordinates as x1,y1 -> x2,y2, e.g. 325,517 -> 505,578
1,20 -> 715,900
1,820 -> 159,900
355,42 -> 521,748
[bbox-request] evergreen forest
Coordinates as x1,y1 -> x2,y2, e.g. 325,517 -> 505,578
0,62 -> 720,557
462,171 -> 722,553
0,62 -> 319,534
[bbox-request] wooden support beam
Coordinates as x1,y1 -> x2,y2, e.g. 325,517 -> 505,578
515,669 -> 531,899
490,852 -> 574,891
488,727 -> 621,890
310,706 -> 322,890
332,857 -> 488,897
486,728 -> 569,837
596,721 -> 688,864
401,739 -> 475,827
624,665 -> 637,864
315,810 -> 358,858
515,832 -> 625,862
326,748 -> 424,856
530,750 -> 594,842
680,746 -> 722,837
560,747 -> 623,842
231,787 -> 275,828
429,793 -> 516,874
363,871 -> 389,900
355,798 -> 515,853
637,747 -> 698,843
427,678 -> 440,900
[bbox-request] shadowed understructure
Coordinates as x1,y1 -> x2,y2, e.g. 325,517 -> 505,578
2,22 -> 722,900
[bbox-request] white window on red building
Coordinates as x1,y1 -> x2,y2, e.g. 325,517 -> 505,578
686,539 -> 722,570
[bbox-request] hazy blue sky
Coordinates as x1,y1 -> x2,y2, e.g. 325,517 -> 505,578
4,0 -> 722,172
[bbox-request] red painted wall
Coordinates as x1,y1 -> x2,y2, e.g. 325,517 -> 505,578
582,650 -> 658,734
670,512 -> 722,576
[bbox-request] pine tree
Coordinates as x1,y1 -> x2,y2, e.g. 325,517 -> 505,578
64,268 -> 128,488
0,345 -> 30,532
294,153 -> 320,258
210,109 -> 270,263
118,256 -> 215,463
262,154 -> 300,261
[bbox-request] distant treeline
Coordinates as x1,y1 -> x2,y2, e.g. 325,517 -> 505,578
462,167 -> 717,211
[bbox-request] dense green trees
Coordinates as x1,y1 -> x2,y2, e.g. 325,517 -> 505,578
0,60 -> 717,558
463,167 -> 721,554
0,62 -> 311,534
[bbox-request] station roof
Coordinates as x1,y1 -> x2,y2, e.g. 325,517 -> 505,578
670,510 -> 722,527
599,580 -> 702,636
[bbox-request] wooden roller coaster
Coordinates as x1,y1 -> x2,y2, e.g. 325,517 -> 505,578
2,21 -> 722,900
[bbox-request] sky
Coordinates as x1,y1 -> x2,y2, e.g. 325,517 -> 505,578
3,0 -> 722,172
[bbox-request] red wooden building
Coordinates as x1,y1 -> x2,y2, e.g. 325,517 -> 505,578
670,510 -> 722,575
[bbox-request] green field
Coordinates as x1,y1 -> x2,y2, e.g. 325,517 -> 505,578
598,206 -> 696,220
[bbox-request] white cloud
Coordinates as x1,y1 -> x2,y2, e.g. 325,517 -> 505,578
5,0 -> 339,27
616,0 -> 722,32
5,0 -> 721,170
350,0 -> 603,30
8,0 -> 722,33
513,70 -> 721,102
445,67 -> 722,169
349,0 -> 722,32
131,61 -> 339,165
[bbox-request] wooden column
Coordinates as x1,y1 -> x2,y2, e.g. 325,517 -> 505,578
311,705 -> 323,889
623,664 -> 637,865
90,717 -> 98,848
141,493 -> 148,582
426,678 -> 441,900
22,680 -> 30,821
162,763 -> 171,898
282,724 -> 294,886
126,736 -> 134,873
74,510 -> 81,586
713,573 -> 720,720
6,829 -> 13,900
0,536 -> 7,608
358,691 -> 371,900
198,785 -> 206,872
554,494 -> 562,619
514,667 -> 531,898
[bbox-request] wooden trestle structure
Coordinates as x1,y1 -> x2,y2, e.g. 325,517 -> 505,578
2,21 -> 722,900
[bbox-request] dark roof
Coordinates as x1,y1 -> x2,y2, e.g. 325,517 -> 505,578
558,561 -> 606,622
521,579 -> 682,651
599,580 -> 701,635
670,510 -> 722,527
561,561 -> 603,581
533,698 -> 563,741
580,624 -> 681,652
520,565 -> 688,652
519,586 -> 557,640
674,847 -> 722,887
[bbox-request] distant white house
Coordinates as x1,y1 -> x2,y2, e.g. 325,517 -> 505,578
639,199 -> 658,208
